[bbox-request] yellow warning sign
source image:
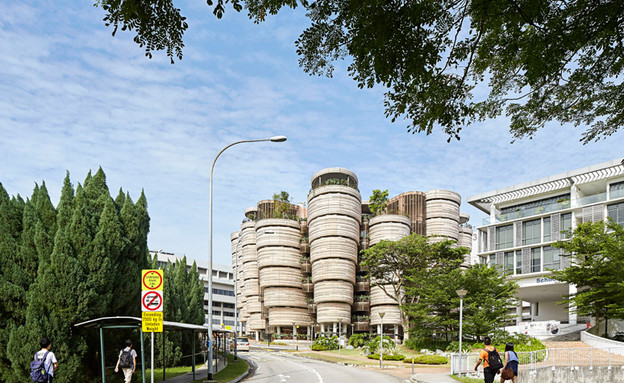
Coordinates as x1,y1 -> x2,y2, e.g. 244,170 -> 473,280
142,312 -> 163,332
142,270 -> 164,291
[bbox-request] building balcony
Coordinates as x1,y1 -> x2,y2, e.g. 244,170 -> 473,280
352,321 -> 370,332
301,262 -> 311,274
355,281 -> 370,293
307,303 -> 316,313
303,281 -> 314,293
357,263 -> 368,273
353,301 -> 370,312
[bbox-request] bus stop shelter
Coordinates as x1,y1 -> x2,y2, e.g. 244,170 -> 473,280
75,316 -> 232,383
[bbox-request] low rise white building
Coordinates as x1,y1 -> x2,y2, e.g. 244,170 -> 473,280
468,158 -> 624,328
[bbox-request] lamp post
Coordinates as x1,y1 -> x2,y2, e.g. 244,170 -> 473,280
207,136 -> 287,380
379,312 -> 385,369
233,248 -> 239,361
456,289 -> 467,377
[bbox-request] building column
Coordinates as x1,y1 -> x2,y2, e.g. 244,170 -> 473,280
568,284 -> 578,325
293,324 -> 297,338
320,324 -> 325,334
516,299 -> 523,325
489,202 -> 497,225
277,326 -> 281,335
255,331 -> 259,341
307,326 -> 311,340
394,325 -> 398,343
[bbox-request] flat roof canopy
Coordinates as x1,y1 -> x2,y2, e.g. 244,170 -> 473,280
75,316 -> 232,333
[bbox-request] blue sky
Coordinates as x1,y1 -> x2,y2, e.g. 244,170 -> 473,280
1,1 -> 622,266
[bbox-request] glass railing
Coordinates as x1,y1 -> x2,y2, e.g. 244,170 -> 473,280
499,201 -> 570,222
578,192 -> 606,206
610,188 -> 624,200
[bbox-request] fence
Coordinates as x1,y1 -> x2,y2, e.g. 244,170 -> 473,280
451,347 -> 624,375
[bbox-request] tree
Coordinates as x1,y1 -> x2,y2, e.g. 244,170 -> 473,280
368,189 -> 388,216
96,0 -> 624,143
459,264 -> 517,340
361,234 -> 469,340
551,220 -> 624,335
272,190 -> 292,219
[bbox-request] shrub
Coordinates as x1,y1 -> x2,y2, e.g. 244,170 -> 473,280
403,355 -> 448,364
311,336 -> 339,351
367,336 -> 396,354
445,340 -> 472,353
367,353 -> 405,361
348,333 -> 371,348
404,337 -> 451,352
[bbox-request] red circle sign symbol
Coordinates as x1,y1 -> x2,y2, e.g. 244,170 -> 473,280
143,271 -> 163,290
142,291 -> 163,311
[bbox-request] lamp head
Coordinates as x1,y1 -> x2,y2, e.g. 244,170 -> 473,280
456,289 -> 468,299
379,312 -> 385,318
270,135 -> 287,142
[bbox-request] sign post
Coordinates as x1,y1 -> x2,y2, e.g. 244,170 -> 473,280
142,270 -> 164,383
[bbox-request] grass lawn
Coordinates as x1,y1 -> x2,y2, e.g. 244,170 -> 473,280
136,365 -> 196,382
450,374 -> 483,383
188,354 -> 248,383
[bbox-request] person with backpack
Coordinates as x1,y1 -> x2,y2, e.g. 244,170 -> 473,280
31,337 -> 58,382
474,336 -> 503,383
500,342 -> 519,383
114,339 -> 137,383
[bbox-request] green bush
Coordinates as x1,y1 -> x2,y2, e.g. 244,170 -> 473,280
445,340 -> 472,353
472,334 -> 546,363
403,355 -> 448,364
367,353 -> 405,361
404,337 -> 451,352
311,336 -> 339,351
348,333 -> 371,348
366,336 -> 395,354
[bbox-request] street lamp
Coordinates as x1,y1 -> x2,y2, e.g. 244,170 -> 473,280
379,312 -> 385,369
233,248 -> 239,361
456,289 -> 467,377
207,136 -> 287,379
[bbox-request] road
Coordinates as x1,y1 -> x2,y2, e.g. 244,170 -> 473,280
243,350 -> 408,383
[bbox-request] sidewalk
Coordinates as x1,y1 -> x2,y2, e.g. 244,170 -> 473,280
410,373 -> 458,383
160,355 -> 230,382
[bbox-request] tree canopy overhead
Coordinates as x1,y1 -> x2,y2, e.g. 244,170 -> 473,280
97,0 -> 624,143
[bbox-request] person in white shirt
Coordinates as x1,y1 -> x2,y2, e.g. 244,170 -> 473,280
35,337 -> 58,382
114,339 -> 137,383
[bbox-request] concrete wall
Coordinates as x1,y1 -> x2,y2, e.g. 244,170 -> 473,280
518,366 -> 624,383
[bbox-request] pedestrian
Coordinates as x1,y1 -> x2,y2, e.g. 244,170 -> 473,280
34,337 -> 58,382
114,339 -> 137,383
500,342 -> 519,383
474,336 -> 503,383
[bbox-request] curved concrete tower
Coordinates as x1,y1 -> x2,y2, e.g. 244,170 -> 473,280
256,218 -> 311,332
368,214 -> 411,338
308,168 -> 361,331
425,190 -> 461,242
458,212 -> 473,267
230,231 -> 243,333
239,218 -> 265,334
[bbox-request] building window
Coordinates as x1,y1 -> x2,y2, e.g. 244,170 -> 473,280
213,288 -> 235,297
212,310 -> 221,316
610,181 -> 624,199
489,254 -> 496,267
222,303 -> 235,309
523,219 -> 541,245
223,311 -> 235,317
515,250 -> 523,275
496,225 -> 514,250
608,202 -> 624,226
560,213 -> 572,239
543,246 -> 561,271
543,217 -> 551,242
504,252 -> 514,274
531,247 -> 541,273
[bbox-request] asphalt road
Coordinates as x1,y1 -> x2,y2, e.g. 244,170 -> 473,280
243,350 -> 408,383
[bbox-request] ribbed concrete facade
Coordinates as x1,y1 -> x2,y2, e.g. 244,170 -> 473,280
256,218 -> 312,327
426,190 -> 461,241
239,220 -> 265,332
368,215 -> 411,327
231,168 -> 471,340
308,168 -> 361,326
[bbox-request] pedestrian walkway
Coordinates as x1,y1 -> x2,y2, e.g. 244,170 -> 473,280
160,356 -> 229,382
410,373 -> 457,383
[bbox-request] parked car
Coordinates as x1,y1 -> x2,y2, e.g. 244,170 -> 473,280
231,337 -> 250,352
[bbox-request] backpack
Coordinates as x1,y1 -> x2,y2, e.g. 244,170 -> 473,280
30,350 -> 50,382
119,349 -> 133,369
485,347 -> 504,370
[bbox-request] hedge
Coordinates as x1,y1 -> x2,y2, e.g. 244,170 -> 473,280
366,354 -> 405,361
403,355 -> 448,364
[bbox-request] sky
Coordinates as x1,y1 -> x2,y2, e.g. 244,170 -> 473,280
1,1 -> 622,267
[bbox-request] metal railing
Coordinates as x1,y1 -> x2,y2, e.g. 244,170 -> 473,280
451,347 -> 624,375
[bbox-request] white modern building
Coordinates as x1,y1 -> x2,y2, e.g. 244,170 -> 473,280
151,250 -> 244,333
468,159 -> 624,329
